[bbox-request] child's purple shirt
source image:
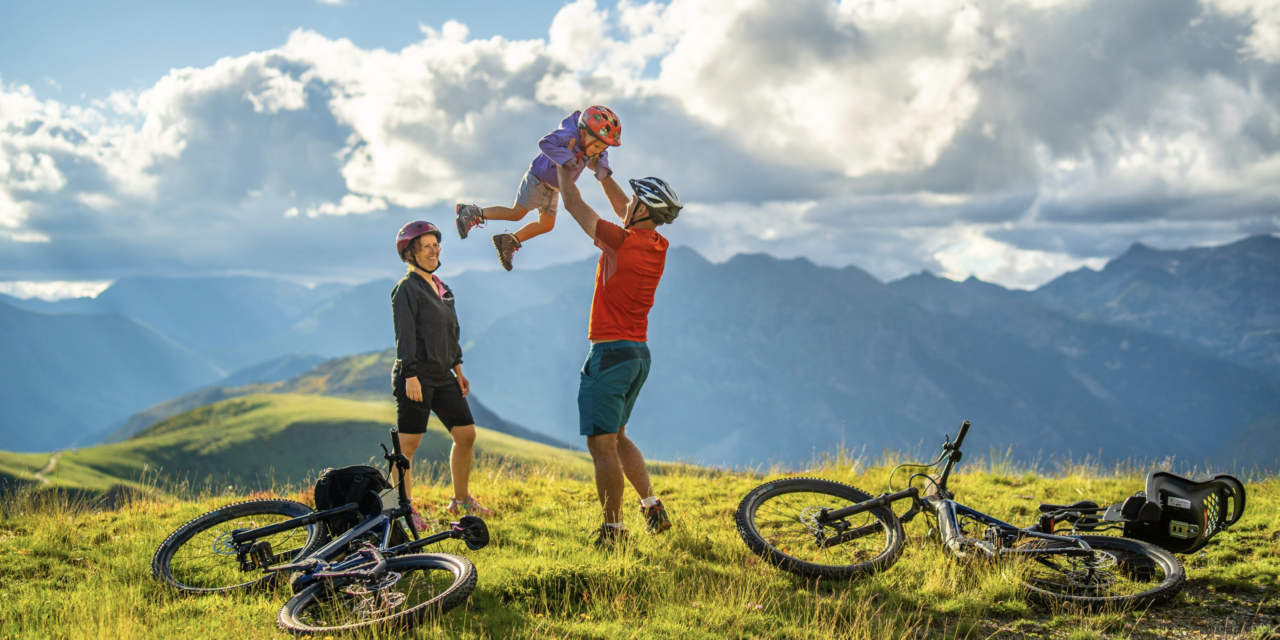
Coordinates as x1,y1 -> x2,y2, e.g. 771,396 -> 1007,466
529,111 -> 613,189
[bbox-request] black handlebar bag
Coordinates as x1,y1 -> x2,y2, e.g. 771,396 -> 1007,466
313,465 -> 393,538
1104,471 -> 1246,554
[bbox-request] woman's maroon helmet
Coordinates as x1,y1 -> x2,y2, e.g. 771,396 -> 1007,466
396,220 -> 441,260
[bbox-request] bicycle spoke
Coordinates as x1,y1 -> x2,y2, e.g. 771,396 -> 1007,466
751,490 -> 887,565
296,565 -> 458,628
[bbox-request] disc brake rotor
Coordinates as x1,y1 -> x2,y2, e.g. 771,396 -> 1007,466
799,507 -> 835,535
212,531 -> 241,555
1062,550 -> 1120,590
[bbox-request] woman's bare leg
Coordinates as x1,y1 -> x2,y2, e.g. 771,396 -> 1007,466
397,432 -> 424,500
448,425 -> 477,500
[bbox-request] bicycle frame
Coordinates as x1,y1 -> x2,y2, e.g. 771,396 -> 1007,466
818,421 -> 1098,562
223,429 -> 488,591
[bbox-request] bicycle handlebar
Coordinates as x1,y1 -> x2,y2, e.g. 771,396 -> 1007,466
952,420 -> 971,452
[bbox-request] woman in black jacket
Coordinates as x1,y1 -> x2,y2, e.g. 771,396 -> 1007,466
392,221 -> 494,530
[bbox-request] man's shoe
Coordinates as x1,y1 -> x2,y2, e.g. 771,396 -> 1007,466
455,204 -> 485,239
446,496 -> 494,517
593,524 -> 629,548
493,233 -> 521,271
641,499 -> 672,534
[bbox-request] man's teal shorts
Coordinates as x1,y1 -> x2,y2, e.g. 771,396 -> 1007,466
578,341 -> 651,436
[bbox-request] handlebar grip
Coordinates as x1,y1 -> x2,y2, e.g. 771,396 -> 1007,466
391,428 -> 402,456
953,420 -> 971,450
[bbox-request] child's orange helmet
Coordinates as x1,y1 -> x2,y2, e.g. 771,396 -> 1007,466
578,106 -> 621,147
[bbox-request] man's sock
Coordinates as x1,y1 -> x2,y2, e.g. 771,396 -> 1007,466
640,496 -> 659,508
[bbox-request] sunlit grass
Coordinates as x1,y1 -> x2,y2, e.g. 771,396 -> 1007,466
2,448 -> 1278,639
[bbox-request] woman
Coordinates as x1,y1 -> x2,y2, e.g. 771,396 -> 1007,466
392,220 -> 494,530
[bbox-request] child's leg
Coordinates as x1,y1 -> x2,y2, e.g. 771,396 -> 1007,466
482,203 -> 530,222
513,210 -> 555,244
447,425 -> 477,501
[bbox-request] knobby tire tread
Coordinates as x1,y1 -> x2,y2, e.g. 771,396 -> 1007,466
151,499 -> 327,595
736,477 -> 905,580
1020,534 -> 1185,611
276,553 -> 477,635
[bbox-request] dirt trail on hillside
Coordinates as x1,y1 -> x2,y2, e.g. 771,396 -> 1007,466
33,452 -> 62,485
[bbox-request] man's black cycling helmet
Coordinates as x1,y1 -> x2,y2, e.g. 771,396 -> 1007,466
629,177 -> 682,226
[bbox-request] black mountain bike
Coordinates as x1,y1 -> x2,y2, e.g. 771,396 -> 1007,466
737,421 -> 1185,610
151,429 -> 490,635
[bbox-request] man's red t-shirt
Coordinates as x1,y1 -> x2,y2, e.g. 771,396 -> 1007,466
588,219 -> 669,342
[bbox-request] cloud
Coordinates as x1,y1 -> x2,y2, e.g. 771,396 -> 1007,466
2,0 -> 1279,287
0,280 -> 112,300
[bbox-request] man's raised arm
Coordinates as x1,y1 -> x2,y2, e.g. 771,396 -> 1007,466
599,175 -> 630,221
556,162 -> 600,239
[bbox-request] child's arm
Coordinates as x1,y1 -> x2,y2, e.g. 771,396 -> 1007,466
593,150 -> 612,181
556,161 -> 600,239
538,121 -> 580,168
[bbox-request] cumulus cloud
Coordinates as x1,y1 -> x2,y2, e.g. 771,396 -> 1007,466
2,0 -> 1279,287
0,280 -> 112,300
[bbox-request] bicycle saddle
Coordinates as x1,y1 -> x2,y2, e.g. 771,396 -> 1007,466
1037,500 -> 1100,513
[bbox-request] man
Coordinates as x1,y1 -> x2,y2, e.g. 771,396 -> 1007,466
555,159 -> 681,546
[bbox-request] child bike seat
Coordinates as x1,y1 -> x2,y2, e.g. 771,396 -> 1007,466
1104,471 -> 1246,554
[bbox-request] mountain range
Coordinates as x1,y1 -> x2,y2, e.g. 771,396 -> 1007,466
3,234 -> 1277,468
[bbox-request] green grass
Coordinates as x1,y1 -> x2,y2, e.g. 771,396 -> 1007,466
8,394 -> 591,494
2,447 -> 1278,639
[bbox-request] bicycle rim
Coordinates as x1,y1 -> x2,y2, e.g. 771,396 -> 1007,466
1014,535 -> 1185,610
152,499 -> 325,594
278,553 -> 476,635
737,478 -> 904,580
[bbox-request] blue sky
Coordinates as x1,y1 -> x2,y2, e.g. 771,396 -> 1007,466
1,1 -> 604,100
2,0 -> 1279,296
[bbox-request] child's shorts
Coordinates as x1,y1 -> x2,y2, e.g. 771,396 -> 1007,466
515,171 -> 559,217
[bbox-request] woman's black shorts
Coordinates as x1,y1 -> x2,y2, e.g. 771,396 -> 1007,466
393,376 -> 475,433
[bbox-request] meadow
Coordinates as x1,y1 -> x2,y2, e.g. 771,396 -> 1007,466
2,439 -> 1278,640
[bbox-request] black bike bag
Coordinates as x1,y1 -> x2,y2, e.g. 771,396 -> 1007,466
313,465 -> 392,537
1104,471 -> 1246,554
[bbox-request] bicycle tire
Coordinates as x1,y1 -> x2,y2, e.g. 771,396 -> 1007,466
1015,534 -> 1185,610
276,553 -> 476,635
736,477 -> 905,580
151,499 -> 328,595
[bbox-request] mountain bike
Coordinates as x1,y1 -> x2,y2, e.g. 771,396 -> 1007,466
736,421 -> 1185,610
151,429 -> 490,635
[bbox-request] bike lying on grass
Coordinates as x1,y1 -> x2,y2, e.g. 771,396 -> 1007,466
151,429 -> 490,635
736,421 -> 1186,610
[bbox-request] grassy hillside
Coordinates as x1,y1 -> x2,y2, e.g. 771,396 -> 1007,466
1,452 -> 1277,640
10,394 -> 590,494
103,349 -> 571,450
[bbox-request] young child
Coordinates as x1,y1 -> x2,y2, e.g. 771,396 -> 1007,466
455,105 -> 621,271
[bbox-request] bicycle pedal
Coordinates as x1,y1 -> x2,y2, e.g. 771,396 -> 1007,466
248,540 -> 275,570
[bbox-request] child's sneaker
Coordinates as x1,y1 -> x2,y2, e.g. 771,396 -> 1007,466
640,499 -> 672,533
446,496 -> 494,517
593,524 -> 629,548
409,506 -> 429,532
493,233 -> 521,271
455,204 -> 485,239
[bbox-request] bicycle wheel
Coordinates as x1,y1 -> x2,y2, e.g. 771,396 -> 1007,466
736,478 -> 905,580
151,499 -> 328,594
1014,534 -> 1184,610
277,553 -> 476,635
